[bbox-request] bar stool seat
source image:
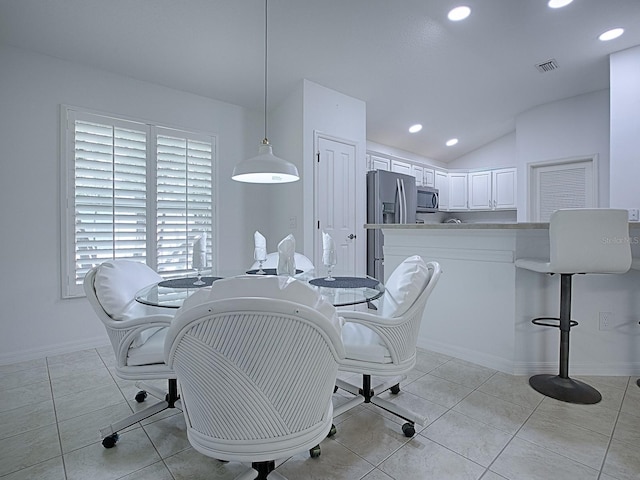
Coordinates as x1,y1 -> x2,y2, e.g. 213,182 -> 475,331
516,209 -> 631,404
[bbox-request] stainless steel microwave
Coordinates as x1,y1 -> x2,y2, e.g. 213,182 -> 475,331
416,186 -> 439,213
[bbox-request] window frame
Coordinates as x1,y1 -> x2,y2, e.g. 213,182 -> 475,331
60,105 -> 217,298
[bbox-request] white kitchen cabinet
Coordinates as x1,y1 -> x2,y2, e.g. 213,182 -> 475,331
467,168 -> 517,210
423,168 -> 435,187
468,171 -> 492,210
391,159 -> 412,176
448,172 -> 468,210
434,170 -> 449,210
369,154 -> 390,171
492,168 -> 517,209
411,164 -> 424,186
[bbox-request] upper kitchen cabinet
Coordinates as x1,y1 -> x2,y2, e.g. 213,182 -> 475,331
423,168 -> 435,188
391,159 -> 412,176
434,170 -> 449,210
468,168 -> 517,210
368,154 -> 391,171
411,164 -> 424,186
448,172 -> 468,211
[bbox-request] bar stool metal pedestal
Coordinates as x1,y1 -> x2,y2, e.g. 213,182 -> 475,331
516,209 -> 632,405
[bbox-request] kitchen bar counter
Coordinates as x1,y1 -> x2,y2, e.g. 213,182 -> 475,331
378,223 -> 640,376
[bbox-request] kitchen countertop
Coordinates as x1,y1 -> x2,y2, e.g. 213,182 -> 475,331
364,223 -> 550,230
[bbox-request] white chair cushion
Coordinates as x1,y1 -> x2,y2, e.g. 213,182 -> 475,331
380,255 -> 429,318
95,260 -> 163,320
127,327 -> 167,366
341,323 -> 391,364
119,301 -> 172,348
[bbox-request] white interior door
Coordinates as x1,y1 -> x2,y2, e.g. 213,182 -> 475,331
315,134 -> 359,276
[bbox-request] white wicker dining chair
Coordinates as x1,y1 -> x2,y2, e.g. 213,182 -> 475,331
165,275 -> 345,480
84,260 -> 179,448
335,256 -> 442,437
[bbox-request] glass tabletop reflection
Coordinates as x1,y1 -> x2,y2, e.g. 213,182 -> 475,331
135,270 -> 384,309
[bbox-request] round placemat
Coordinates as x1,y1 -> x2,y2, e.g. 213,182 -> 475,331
246,268 -> 303,275
309,276 -> 379,289
158,276 -> 222,288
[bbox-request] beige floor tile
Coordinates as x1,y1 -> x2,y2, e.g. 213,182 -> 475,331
404,373 -> 474,408
118,461 -> 175,480
453,390 -> 533,435
276,437 -> 375,480
570,376 -> 626,412
413,349 -> 451,373
0,357 -> 47,375
54,383 -> 126,421
477,373 -> 544,409
517,413 -> 610,471
422,410 -> 512,467
51,367 -> 117,399
481,472 -> 508,480
0,380 -> 52,413
0,399 -> 56,439
612,411 -> 640,447
332,408 -> 411,465
1,366 -> 50,390
361,468 -> 394,480
378,434 -> 485,479
143,412 -> 191,458
63,427 -> 161,480
429,358 -> 496,389
372,389 -> 448,431
163,447 -> 249,480
491,437 -> 599,480
47,357 -> 108,380
46,348 -> 101,366
534,396 -> 619,436
620,384 -> 640,417
0,424 -> 61,477
0,456 -> 65,480
601,439 -> 640,480
58,402 -> 135,453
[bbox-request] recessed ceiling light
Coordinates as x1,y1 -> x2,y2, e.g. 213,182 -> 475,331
548,0 -> 573,8
409,124 -> 423,133
446,138 -> 459,147
599,28 -> 624,41
448,6 -> 471,21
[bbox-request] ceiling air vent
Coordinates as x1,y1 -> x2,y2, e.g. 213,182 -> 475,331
535,59 -> 559,73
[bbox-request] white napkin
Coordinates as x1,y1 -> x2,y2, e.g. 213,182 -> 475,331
254,230 -> 267,261
192,232 -> 207,269
277,234 -> 296,276
322,231 -> 336,265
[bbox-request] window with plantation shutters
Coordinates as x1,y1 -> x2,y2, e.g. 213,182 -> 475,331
62,107 -> 216,298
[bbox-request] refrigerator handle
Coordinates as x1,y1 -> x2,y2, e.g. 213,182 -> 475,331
400,178 -> 407,223
397,178 -> 404,224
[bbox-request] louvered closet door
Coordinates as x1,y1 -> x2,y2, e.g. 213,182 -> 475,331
155,129 -> 213,276
530,158 -> 595,222
74,118 -> 148,284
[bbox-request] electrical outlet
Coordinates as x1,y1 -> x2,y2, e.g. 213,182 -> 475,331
629,209 -> 639,221
289,216 -> 297,229
599,312 -> 614,331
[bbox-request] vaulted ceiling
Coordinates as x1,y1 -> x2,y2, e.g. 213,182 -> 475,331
1,0 -> 639,162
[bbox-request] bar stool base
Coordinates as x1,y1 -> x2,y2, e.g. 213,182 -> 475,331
637,378 -> 640,388
529,374 -> 601,404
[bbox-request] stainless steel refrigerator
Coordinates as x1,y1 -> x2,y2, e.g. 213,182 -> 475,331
367,170 -> 417,281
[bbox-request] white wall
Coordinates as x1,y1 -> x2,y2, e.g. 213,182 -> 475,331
0,46 -> 252,364
610,45 -> 640,212
448,132 -> 516,170
515,89 -> 610,221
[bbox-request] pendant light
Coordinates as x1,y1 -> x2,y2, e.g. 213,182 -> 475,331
232,0 -> 299,184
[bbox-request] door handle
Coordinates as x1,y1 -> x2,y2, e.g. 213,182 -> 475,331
347,234 -> 357,239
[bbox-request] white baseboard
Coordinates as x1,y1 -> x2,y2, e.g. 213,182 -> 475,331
0,336 -> 110,366
417,338 -> 640,376
416,338 -> 516,374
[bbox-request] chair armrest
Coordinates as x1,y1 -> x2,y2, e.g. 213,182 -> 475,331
104,314 -> 174,367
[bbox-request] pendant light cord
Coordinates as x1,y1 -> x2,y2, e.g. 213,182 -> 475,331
263,0 -> 268,144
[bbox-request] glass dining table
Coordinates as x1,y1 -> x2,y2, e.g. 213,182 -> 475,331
135,270 -> 384,309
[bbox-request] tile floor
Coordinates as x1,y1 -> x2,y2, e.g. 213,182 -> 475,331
1,346 -> 639,480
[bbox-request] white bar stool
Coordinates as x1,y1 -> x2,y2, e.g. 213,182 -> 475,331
516,209 -> 632,404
